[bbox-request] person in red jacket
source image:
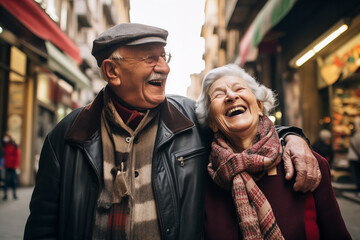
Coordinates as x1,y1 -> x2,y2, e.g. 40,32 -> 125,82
2,133 -> 20,200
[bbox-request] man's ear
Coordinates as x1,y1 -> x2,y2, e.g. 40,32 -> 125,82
101,59 -> 121,86
257,100 -> 264,116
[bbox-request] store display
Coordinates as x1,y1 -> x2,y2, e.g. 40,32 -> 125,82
319,33 -> 360,153
332,88 -> 360,152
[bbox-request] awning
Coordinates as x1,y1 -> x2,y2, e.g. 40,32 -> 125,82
46,41 -> 90,89
239,0 -> 297,66
0,0 -> 82,64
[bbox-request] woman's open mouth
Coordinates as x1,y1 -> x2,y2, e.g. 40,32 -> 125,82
226,106 -> 246,117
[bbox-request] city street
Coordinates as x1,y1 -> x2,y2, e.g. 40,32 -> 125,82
0,187 -> 33,240
0,187 -> 359,239
1,0 -> 360,239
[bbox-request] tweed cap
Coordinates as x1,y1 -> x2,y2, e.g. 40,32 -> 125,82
92,23 -> 168,67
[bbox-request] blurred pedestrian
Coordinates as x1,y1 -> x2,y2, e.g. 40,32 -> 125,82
312,129 -> 334,166
2,133 -> 20,200
0,145 -> 4,187
348,117 -> 360,197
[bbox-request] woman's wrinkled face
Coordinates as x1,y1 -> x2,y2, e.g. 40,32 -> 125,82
208,75 -> 263,137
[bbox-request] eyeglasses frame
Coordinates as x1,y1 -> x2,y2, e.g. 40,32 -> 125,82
110,52 -> 172,66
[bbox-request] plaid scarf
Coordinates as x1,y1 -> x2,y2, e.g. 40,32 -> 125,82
208,115 -> 284,240
93,87 -> 160,239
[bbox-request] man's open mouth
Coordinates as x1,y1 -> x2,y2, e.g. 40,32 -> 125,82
226,106 -> 246,117
148,80 -> 163,86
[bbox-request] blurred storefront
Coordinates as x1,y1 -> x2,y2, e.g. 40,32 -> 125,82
278,3 -> 360,166
236,0 -> 360,184
318,32 -> 360,152
201,0 -> 360,182
233,0 -> 360,159
314,27 -> 360,180
0,0 -> 92,186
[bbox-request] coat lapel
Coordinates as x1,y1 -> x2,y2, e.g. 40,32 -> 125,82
65,89 -> 104,144
64,88 -> 195,180
155,98 -> 195,149
66,89 -> 194,146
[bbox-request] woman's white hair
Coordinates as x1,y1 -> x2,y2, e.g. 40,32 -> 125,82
195,64 -> 277,127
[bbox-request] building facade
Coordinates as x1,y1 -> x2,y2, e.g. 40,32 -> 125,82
196,0 -> 360,169
0,0 -> 130,186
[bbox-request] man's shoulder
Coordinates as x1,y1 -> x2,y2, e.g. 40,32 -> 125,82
166,94 -> 195,106
165,94 -> 196,118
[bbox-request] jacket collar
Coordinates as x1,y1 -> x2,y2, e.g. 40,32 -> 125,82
65,87 -> 194,144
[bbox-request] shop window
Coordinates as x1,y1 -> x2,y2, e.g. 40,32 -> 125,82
34,106 -> 55,173
36,71 -> 74,123
37,73 -> 53,105
332,86 -> 360,152
57,104 -> 72,123
320,33 -> 360,153
7,46 -> 26,145
56,79 -> 73,123
9,46 -> 26,82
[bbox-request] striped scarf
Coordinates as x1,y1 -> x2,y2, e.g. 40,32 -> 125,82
208,115 -> 284,240
92,87 -> 160,239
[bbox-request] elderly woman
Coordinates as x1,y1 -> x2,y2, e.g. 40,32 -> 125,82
195,64 -> 350,240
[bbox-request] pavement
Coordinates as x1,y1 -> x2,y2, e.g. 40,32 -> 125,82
333,182 -> 360,204
0,186 -> 359,240
331,162 -> 360,205
336,195 -> 360,239
0,187 -> 32,240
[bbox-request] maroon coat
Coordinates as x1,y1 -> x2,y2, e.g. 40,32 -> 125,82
204,152 -> 351,240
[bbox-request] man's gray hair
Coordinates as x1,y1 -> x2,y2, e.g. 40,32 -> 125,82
109,51 -> 122,61
100,50 -> 123,81
195,64 -> 277,127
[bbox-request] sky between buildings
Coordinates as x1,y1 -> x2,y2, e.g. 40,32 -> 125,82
129,0 -> 206,96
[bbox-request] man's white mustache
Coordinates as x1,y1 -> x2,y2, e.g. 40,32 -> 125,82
146,73 -> 167,82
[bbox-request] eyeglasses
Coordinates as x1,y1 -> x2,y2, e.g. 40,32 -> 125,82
110,52 -> 172,66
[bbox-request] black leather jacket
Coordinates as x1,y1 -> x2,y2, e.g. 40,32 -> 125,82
24,89 -> 212,240
24,88 -> 304,240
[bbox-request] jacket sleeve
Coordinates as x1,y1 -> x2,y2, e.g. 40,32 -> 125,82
24,135 -> 60,240
312,152 -> 351,239
275,125 -> 311,145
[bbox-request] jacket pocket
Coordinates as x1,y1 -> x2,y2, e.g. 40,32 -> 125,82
174,147 -> 207,167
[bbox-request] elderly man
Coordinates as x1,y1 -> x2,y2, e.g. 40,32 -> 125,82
24,23 -> 320,240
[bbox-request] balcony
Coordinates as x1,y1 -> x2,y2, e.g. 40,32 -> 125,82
225,0 -> 266,30
75,0 -> 92,28
103,0 -> 117,25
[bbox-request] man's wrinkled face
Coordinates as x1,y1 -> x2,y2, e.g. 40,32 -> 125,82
110,43 -> 170,110
208,75 -> 263,137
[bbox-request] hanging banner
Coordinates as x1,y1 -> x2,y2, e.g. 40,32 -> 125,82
239,0 -> 297,66
0,0 -> 82,64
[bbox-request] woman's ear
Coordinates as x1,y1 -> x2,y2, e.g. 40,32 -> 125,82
257,100 -> 264,116
208,117 -> 218,133
101,59 -> 121,86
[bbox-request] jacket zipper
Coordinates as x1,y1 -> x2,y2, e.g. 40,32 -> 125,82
176,147 -> 206,167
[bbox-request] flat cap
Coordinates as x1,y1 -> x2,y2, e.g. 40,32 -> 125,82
92,23 -> 168,67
